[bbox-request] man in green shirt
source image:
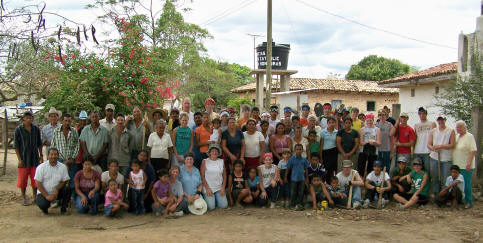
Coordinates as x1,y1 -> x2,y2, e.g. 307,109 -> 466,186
394,158 -> 429,210
391,156 -> 412,196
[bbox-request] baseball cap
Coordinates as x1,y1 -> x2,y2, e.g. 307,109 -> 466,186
373,160 -> 382,167
260,112 -> 270,118
341,108 -> 349,114
412,158 -> 423,166
23,111 -> 33,118
397,155 -> 408,163
342,160 -> 353,168
418,107 -> 427,114
270,105 -> 279,113
400,112 -> 409,118
436,114 -> 447,121
351,107 -> 359,112
283,107 -> 292,113
220,111 -> 229,117
105,104 -> 115,111
301,104 -> 310,111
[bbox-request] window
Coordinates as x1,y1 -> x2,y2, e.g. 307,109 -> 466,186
366,101 -> 376,111
411,88 -> 415,97
435,86 -> 439,94
331,100 -> 342,109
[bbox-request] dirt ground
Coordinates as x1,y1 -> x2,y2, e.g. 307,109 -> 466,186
0,150 -> 482,243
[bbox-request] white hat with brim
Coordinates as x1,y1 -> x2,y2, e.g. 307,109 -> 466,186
44,107 -> 62,119
188,198 -> 207,215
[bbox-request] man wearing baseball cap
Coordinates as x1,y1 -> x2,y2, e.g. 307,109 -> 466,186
427,114 -> 456,196
390,112 -> 416,164
336,160 -> 364,209
100,104 -> 116,131
413,107 -> 436,172
391,155 -> 412,198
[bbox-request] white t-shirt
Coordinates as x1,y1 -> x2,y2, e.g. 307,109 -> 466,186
147,132 -> 173,159
99,118 -> 116,132
366,171 -> 390,187
414,121 -> 434,154
209,129 -> 220,143
292,137 -> 309,158
34,161 -> 70,195
269,119 -> 280,128
259,164 -> 277,188
203,159 -> 224,193
244,131 -> 265,158
336,169 -> 358,191
445,174 -> 465,199
101,171 -> 124,185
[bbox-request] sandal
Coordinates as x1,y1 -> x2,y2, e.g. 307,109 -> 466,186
21,199 -> 31,206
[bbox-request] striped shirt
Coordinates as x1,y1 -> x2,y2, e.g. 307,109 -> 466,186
51,125 -> 79,161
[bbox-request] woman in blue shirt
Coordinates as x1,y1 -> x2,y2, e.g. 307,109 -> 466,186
178,152 -> 202,213
320,117 -> 338,178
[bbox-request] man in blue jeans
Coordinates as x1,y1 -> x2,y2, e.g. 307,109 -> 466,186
286,144 -> 310,211
413,107 -> 436,172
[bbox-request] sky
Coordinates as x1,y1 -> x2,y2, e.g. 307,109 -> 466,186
13,0 -> 482,78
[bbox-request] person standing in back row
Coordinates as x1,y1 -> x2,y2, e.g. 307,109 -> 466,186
390,112 -> 416,164
376,109 -> 393,172
413,107 -> 436,172
427,114 -> 455,196
336,117 -> 359,171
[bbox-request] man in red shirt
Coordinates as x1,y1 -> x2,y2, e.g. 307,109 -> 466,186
390,112 -> 416,164
300,104 -> 310,127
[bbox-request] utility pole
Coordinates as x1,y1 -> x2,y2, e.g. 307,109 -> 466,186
265,0 -> 272,110
246,33 -> 264,70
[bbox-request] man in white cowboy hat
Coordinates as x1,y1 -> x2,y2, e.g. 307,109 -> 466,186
148,107 -> 167,133
188,198 -> 208,215
99,104 -> 116,131
42,107 -> 62,157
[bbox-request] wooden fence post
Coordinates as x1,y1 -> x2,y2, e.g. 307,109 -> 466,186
3,109 -> 7,176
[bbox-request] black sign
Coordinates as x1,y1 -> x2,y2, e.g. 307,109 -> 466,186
256,42 -> 290,70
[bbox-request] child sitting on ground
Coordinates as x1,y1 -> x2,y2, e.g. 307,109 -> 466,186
391,156 -> 412,198
363,161 -> 391,208
128,160 -> 146,215
393,158 -> 429,210
277,148 -> 291,208
104,179 -> 128,217
228,160 -> 253,207
435,165 -> 465,208
308,174 -> 333,210
247,167 -> 261,206
327,176 -> 347,207
151,169 -> 176,217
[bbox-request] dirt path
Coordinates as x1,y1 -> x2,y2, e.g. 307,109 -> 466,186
0,150 -> 482,242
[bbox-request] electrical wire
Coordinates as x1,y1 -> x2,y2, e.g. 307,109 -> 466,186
296,0 -> 457,50
201,0 -> 258,26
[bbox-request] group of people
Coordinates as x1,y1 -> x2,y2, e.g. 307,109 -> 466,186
13,98 -> 478,217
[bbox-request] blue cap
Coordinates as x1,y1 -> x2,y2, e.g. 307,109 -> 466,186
79,110 -> 88,120
301,104 -> 310,111
283,107 -> 292,113
341,108 -> 349,113
374,160 -> 383,167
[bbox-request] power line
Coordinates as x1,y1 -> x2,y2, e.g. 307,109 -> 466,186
296,0 -> 457,50
201,0 -> 258,27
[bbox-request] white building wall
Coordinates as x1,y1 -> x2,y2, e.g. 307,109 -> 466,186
276,94 -> 308,110
399,84 -> 456,128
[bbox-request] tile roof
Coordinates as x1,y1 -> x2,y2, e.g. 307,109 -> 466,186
378,62 -> 457,85
231,78 -> 399,94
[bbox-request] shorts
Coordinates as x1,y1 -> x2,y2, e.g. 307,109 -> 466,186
104,204 -> 113,217
401,193 -> 428,205
231,188 -> 242,200
17,167 -> 36,188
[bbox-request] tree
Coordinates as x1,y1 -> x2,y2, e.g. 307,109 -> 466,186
435,49 -> 482,127
345,55 -> 411,81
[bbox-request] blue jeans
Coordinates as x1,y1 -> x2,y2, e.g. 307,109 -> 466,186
429,158 -> 452,195
290,181 -> 305,207
203,191 -> 228,211
75,191 -> 99,215
414,153 -> 430,172
130,188 -> 145,215
279,182 -> 290,199
378,151 -> 391,173
344,186 -> 362,206
461,169 -> 473,206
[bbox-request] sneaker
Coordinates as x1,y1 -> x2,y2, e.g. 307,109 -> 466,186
173,211 -> 184,217
363,199 -> 370,209
280,201 -> 285,208
270,202 -> 275,209
353,202 -> 361,209
397,203 -> 405,211
155,212 -> 161,217
50,200 -> 59,209
382,199 -> 389,207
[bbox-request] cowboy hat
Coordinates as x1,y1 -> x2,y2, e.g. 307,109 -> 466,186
206,144 -> 222,156
188,198 -> 207,215
44,107 -> 62,119
148,108 -> 167,122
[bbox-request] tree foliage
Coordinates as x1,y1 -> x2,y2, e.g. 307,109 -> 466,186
345,55 -> 411,81
435,49 -> 483,127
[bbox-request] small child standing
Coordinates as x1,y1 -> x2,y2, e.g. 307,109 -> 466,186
277,148 -> 291,207
308,174 -> 333,210
209,118 -> 222,145
285,144 -> 310,211
327,176 -> 347,207
104,179 -> 128,217
307,154 -> 326,182
151,169 -> 176,217
435,165 -> 465,208
247,167 -> 261,206
129,160 -> 146,215
307,130 -> 321,161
